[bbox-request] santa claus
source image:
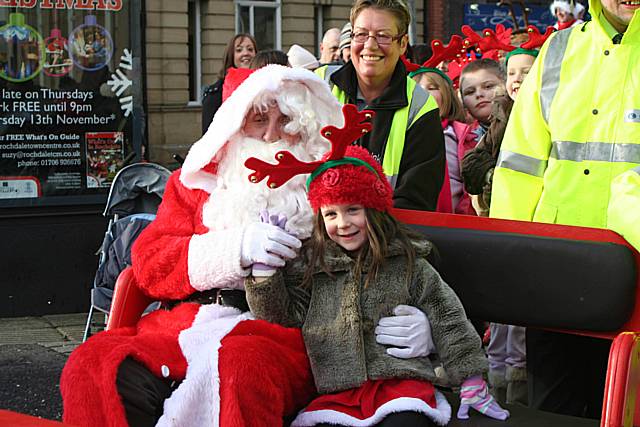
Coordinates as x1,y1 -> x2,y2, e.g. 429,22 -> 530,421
550,1 -> 585,30
61,65 -> 434,427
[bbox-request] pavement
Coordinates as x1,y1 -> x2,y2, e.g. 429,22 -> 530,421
0,313 -> 99,422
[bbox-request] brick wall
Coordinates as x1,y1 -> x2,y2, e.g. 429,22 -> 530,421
424,0 -> 446,42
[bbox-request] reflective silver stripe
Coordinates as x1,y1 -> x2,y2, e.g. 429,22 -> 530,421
386,173 -> 398,190
550,141 -> 640,163
407,84 -> 429,129
633,166 -> 640,174
540,29 -> 572,124
625,110 -> 640,123
322,65 -> 342,84
497,151 -> 547,177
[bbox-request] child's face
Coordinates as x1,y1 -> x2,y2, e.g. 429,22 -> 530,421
320,203 -> 368,252
415,74 -> 443,112
460,69 -> 504,123
506,54 -> 535,101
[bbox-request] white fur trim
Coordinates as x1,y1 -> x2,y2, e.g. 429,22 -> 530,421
155,305 -> 255,427
180,65 -> 342,193
291,390 -> 452,427
550,1 -> 574,15
188,227 -> 249,291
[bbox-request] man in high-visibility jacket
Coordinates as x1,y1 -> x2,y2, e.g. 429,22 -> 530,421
490,0 -> 640,418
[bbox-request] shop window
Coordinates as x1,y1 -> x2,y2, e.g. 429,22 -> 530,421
235,0 -> 281,50
0,2 -> 145,208
188,0 -> 202,105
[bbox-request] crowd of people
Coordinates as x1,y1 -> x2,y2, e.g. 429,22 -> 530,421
60,0 -> 639,426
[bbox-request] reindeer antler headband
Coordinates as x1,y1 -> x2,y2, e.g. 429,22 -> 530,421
423,35 -> 465,68
505,25 -> 556,63
520,25 -> 555,50
245,104 -> 376,190
403,34 -> 466,84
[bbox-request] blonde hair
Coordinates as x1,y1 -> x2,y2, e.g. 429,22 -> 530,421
350,0 -> 411,36
416,72 -> 466,122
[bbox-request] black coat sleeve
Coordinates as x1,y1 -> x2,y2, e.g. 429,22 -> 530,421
393,108 -> 445,211
201,79 -> 223,135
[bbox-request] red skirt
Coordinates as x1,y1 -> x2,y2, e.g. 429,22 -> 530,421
291,378 -> 452,426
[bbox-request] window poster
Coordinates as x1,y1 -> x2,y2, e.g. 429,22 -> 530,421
0,0 -> 144,207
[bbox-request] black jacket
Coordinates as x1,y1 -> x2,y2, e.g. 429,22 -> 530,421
201,79 -> 224,135
329,61 -> 445,211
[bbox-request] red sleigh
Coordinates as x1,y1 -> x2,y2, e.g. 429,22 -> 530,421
107,211 -> 640,427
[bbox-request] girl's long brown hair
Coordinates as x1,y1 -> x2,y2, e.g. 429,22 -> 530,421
301,208 -> 418,289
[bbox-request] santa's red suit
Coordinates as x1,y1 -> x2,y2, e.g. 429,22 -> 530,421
61,65 -> 343,427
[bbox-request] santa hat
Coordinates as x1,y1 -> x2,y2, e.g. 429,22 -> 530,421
550,1 -> 575,15
181,64 -> 343,193
222,67 -> 255,102
287,44 -> 320,70
307,145 -> 392,213
245,104 -> 392,213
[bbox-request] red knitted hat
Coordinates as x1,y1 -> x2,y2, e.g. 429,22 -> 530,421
307,145 -> 392,213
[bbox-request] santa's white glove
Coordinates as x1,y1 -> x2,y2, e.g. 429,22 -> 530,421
240,221 -> 301,271
252,211 -> 289,277
375,305 -> 436,359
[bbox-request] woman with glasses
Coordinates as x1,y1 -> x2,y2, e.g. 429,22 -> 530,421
316,0 -> 445,212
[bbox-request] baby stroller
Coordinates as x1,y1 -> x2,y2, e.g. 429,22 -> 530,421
82,162 -> 172,341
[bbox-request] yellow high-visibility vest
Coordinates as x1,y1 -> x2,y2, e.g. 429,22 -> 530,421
491,1 -> 640,233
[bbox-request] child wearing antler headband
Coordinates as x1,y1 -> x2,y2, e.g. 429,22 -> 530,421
244,105 -> 509,426
409,67 -> 467,213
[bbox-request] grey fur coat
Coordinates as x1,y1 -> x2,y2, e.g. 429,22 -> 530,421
245,237 -> 488,394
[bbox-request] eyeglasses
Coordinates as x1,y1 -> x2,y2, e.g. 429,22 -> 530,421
351,31 -> 405,46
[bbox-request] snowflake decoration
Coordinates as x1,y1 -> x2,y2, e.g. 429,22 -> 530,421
108,48 -> 134,117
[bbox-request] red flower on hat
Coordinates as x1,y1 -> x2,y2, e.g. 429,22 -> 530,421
374,179 -> 388,197
322,169 -> 341,187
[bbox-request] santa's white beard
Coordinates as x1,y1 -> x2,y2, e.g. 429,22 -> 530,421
201,133 -> 327,239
